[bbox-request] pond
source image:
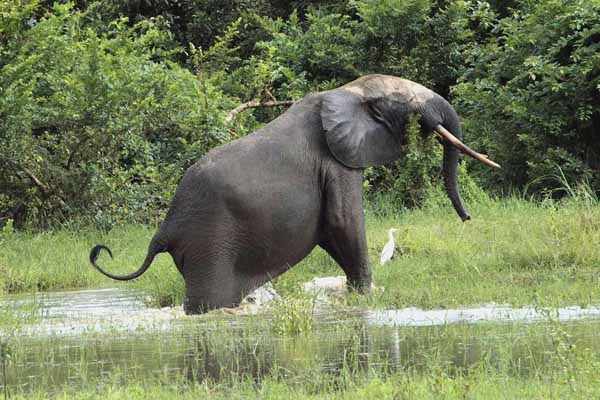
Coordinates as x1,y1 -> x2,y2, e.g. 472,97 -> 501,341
2,288 -> 600,395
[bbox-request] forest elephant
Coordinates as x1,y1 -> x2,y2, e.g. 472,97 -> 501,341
89,74 -> 499,314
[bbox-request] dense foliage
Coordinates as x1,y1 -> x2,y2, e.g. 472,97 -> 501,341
1,0 -> 598,228
1,2 -> 234,227
454,0 -> 600,194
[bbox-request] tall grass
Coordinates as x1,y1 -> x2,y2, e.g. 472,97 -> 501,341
1,192 -> 599,309
0,225 -> 168,294
278,190 -> 600,309
12,375 -> 600,400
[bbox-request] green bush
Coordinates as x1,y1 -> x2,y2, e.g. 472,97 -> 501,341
0,1 -> 234,228
2,0 -> 599,229
364,116 -> 443,211
454,0 -> 600,195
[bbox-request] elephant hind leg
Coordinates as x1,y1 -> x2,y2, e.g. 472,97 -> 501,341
183,280 -> 243,314
180,258 -> 243,315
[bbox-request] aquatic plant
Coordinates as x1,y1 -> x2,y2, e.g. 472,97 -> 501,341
271,297 -> 314,336
0,302 -> 38,399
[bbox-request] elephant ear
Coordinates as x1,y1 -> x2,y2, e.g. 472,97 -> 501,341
321,89 -> 405,169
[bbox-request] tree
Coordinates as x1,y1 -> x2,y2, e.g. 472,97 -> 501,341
0,2 -> 234,227
454,0 -> 600,194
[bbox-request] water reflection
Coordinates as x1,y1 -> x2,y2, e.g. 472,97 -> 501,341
2,288 -> 600,394
4,317 -> 600,394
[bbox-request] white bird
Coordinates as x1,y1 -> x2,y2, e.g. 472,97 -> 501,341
379,228 -> 397,266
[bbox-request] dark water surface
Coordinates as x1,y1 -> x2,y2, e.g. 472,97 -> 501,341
2,288 -> 600,394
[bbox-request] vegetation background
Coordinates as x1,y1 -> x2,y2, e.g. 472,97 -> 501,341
1,4 -> 599,397
1,0 -> 599,229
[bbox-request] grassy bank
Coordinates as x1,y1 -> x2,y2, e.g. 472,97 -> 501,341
1,195 -> 599,309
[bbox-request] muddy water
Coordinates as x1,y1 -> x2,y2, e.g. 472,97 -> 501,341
2,288 -> 600,394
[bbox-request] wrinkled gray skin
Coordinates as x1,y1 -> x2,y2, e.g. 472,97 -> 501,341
90,75 -> 470,314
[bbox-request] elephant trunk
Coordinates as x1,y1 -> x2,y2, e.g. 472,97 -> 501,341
436,103 -> 471,221
433,105 -> 500,221
442,142 -> 471,221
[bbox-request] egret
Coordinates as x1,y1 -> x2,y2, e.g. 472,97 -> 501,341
379,228 -> 397,266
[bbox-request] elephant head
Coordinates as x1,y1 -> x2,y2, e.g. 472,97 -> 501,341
321,75 -> 499,221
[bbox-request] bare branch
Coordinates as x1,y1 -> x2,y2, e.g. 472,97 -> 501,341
21,167 -> 66,207
22,167 -> 50,196
225,100 -> 294,124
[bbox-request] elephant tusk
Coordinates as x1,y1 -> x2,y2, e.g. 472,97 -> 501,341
434,125 -> 501,169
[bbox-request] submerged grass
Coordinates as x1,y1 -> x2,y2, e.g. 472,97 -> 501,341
3,318 -> 600,399
1,195 -> 599,309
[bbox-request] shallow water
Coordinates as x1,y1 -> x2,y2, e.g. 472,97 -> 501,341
365,304 -> 600,326
11,288 -> 148,319
3,288 -> 600,335
2,288 -> 600,395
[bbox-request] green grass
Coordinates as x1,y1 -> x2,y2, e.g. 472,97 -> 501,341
278,194 -> 600,309
1,195 -> 599,309
4,318 -> 600,399
3,191 -> 599,399
0,224 -> 175,299
11,373 -> 600,400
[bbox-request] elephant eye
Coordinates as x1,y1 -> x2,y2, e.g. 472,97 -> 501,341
366,100 -> 390,129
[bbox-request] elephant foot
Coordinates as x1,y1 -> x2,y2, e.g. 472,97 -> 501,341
183,295 -> 242,315
183,296 -> 210,315
346,276 -> 372,294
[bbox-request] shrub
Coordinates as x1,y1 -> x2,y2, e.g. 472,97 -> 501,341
0,2 -> 234,228
454,0 -> 600,195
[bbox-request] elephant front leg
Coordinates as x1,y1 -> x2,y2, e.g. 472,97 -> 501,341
319,168 -> 371,293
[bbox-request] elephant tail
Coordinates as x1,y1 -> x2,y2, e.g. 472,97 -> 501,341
89,236 -> 166,281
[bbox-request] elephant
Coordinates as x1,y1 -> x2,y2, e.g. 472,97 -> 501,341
90,74 -> 498,314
